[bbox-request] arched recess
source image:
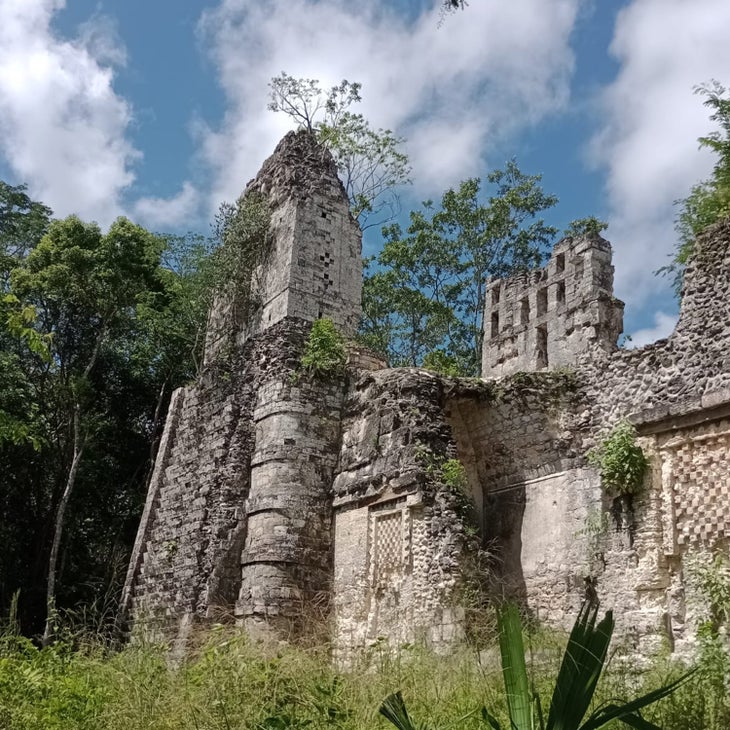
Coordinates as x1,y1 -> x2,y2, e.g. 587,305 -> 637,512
444,395 -> 527,599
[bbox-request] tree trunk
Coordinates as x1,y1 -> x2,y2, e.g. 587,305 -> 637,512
41,327 -> 105,646
42,401 -> 85,646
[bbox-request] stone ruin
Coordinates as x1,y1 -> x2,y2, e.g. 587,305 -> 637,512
120,129 -> 730,660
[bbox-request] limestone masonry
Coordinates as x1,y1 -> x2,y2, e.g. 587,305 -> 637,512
122,130 -> 730,659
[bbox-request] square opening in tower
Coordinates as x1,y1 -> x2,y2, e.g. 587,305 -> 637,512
520,297 -> 530,325
536,324 -> 548,369
537,287 -> 548,316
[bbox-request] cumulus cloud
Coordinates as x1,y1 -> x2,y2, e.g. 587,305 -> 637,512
133,182 -> 201,230
589,0 -> 730,309
196,0 -> 580,213
0,0 -> 139,226
628,310 -> 678,348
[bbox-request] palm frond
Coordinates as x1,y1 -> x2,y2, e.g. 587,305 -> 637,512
380,691 -> 431,730
497,603 -> 533,730
546,602 -> 613,730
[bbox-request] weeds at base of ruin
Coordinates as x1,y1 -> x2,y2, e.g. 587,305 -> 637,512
1,609 -> 728,730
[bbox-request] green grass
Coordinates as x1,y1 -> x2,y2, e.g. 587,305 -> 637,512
0,623 -> 726,730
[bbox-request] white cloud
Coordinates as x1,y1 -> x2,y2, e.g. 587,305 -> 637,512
133,182 -> 201,230
197,0 -> 580,213
628,310 -> 678,348
0,0 -> 139,226
590,0 -> 730,309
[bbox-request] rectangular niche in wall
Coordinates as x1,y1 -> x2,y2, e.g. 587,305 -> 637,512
537,287 -> 548,316
557,280 -> 566,306
520,297 -> 530,325
536,324 -> 548,369
369,501 -> 408,586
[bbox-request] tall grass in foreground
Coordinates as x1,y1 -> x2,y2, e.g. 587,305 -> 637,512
0,621 -> 727,729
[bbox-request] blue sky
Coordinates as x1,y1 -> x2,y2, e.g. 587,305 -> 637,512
1,1 -> 730,343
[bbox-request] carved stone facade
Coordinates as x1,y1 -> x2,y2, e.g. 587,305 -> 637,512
122,131 -> 730,661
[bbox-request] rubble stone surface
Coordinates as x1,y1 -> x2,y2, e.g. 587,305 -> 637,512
123,132 -> 730,661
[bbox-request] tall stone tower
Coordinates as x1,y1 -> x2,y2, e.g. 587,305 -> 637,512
481,235 -> 624,378
121,131 -> 362,644
205,130 -> 362,362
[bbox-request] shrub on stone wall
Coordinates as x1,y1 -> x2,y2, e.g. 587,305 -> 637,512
213,192 -> 272,320
588,420 -> 649,497
300,318 -> 347,377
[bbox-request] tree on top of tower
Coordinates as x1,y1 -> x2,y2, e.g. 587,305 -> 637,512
267,73 -> 411,229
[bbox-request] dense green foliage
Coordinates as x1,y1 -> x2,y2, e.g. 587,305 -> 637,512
0,612 -> 724,730
662,81 -> 730,293
587,421 -> 649,498
361,163 -> 558,375
0,183 -> 236,636
300,318 -> 347,377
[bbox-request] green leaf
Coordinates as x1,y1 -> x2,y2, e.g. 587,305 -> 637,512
379,692 -> 430,730
579,670 -> 695,730
497,603 -> 533,730
546,602 -> 613,730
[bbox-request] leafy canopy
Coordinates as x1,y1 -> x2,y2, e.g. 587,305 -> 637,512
268,73 -> 410,228
661,80 -> 730,294
361,162 -> 558,375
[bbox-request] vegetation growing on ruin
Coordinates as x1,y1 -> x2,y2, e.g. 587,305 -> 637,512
300,318 -> 348,378
0,613 -> 725,730
587,420 -> 649,498
268,74 -> 411,228
563,216 -> 609,238
422,349 -> 465,377
661,81 -> 730,293
212,192 -> 272,323
440,458 -> 469,493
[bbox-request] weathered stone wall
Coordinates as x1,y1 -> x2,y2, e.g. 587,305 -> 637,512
482,235 -> 624,378
205,130 -> 361,367
442,373 -> 583,596
125,124 -> 730,661
237,374 -> 345,636
125,320 -> 302,632
332,369 -> 474,657
469,218 -> 730,656
122,319 -> 337,641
